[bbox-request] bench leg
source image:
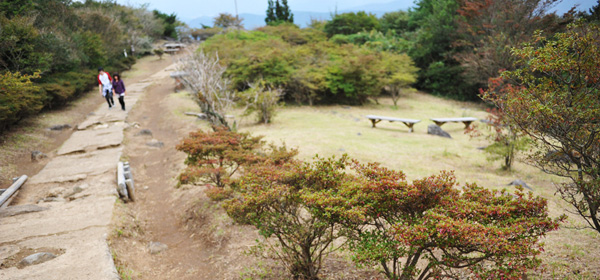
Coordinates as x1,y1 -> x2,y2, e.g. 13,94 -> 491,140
403,122 -> 415,133
370,119 -> 381,128
463,121 -> 473,129
434,121 -> 445,127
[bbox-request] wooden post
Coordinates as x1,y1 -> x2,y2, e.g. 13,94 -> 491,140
463,121 -> 473,129
0,175 -> 27,207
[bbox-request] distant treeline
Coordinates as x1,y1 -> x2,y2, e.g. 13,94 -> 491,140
0,0 -> 181,133
202,0 -> 599,104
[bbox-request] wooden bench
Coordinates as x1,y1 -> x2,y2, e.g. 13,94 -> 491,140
366,115 -> 421,133
430,117 -> 478,129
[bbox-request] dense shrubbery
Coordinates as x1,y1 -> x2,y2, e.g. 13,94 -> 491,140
202,26 -> 418,105
177,129 -> 563,280
0,0 -> 172,133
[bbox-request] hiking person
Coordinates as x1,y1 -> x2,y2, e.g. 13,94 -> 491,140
112,73 -> 127,111
97,67 -> 115,109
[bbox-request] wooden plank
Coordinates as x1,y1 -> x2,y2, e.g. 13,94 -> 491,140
0,175 -> 27,207
366,115 -> 420,123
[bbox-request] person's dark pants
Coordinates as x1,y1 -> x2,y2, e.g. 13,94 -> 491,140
104,89 -> 114,108
118,95 -> 125,110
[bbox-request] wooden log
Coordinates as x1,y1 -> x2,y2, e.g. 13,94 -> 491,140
125,179 -> 135,202
117,162 -> 129,200
0,175 -> 28,207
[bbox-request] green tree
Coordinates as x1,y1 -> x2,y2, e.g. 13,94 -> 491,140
455,0 -> 565,93
0,71 -> 43,132
482,21 -> 600,233
0,15 -> 51,74
153,10 -> 180,38
379,51 -> 418,106
213,13 -> 243,29
0,0 -> 34,17
406,0 -> 474,100
324,11 -> 379,37
265,0 -> 294,26
379,10 -> 410,35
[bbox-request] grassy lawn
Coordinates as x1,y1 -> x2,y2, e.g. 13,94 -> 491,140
228,92 -> 600,278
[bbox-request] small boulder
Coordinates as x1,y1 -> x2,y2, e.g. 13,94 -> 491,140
146,139 -> 164,148
46,187 -> 66,198
49,124 -> 71,131
148,242 -> 168,254
508,179 -> 533,191
427,124 -> 452,139
31,151 -> 48,162
18,252 -> 56,267
135,129 -> 153,136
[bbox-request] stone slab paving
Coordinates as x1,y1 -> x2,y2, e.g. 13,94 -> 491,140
0,64 -> 176,280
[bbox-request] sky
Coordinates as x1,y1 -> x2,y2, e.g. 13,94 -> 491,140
113,0 -> 410,20
112,0 -> 597,21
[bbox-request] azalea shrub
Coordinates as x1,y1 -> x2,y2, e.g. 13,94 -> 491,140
223,157 -> 348,280
176,126 -> 265,188
303,158 -> 564,279
176,127 -> 298,191
221,154 -> 562,280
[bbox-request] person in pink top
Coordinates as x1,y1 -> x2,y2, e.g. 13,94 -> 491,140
97,67 -> 115,109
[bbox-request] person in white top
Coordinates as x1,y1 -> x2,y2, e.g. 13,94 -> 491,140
97,67 -> 115,109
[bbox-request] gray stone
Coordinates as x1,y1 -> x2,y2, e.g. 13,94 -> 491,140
477,146 -> 487,150
354,118 -> 361,122
508,179 -> 533,190
135,129 -> 153,136
47,187 -> 66,198
0,205 -> 48,218
31,151 -> 48,162
49,124 -> 72,131
338,148 -> 345,152
148,242 -> 168,254
427,124 -> 452,138
357,132 -> 362,136
18,252 -> 57,267
146,139 -> 164,148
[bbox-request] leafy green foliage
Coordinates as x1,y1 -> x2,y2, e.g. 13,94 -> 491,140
203,26 -> 418,105
324,12 -> 379,37
379,11 -> 410,35
0,15 -> 52,74
0,71 -> 43,131
482,21 -> 600,233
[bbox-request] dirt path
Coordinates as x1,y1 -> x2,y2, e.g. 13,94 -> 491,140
110,59 -> 261,280
0,57 -> 175,279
